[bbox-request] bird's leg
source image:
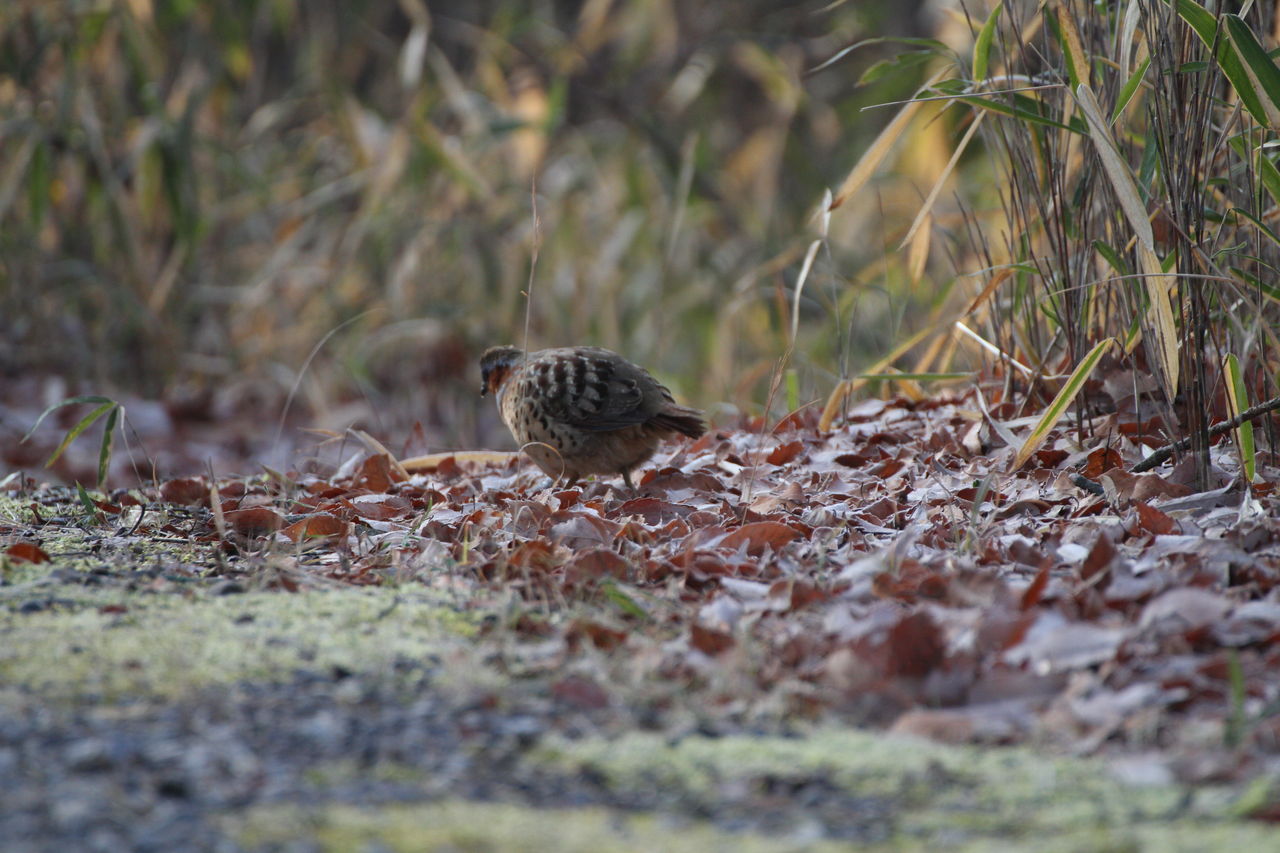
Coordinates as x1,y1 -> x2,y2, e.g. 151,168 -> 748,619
622,469 -> 635,490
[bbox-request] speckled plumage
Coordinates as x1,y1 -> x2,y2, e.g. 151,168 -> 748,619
480,345 -> 706,488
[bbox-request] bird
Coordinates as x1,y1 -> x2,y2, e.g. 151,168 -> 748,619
479,345 -> 706,489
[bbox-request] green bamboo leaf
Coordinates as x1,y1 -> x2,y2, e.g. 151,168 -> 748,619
1111,56 -> 1150,123
973,1 -> 1003,82
1092,239 -> 1131,277
948,92 -> 1084,134
1224,15 -> 1280,129
97,404 -> 119,489
602,582 -> 649,620
1168,0 -> 1269,127
27,138 -> 50,230
1011,338 -> 1115,470
1228,206 -> 1280,250
860,51 -> 936,86
76,482 -> 99,517
1121,311 -> 1143,354
23,395 -> 119,442
1259,151 -> 1280,207
1229,265 -> 1280,304
1224,353 -> 1256,482
811,36 -> 950,75
41,402 -> 118,469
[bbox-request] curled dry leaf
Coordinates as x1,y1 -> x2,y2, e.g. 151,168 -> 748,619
282,513 -> 349,542
222,507 -> 285,537
5,542 -> 50,564
720,521 -> 802,556
159,477 -> 207,506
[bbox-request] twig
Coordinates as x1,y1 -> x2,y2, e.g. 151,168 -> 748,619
1132,393 -> 1280,473
522,177 -> 541,355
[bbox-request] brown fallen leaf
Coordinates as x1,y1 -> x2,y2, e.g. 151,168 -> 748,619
5,542 -> 50,564
223,507 -> 285,537
721,520 -> 801,556
282,513 -> 349,542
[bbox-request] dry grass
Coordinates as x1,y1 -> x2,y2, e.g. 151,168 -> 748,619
5,0 -> 1279,472
0,0 -> 953,452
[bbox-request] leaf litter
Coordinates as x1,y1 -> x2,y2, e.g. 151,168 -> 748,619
6,384 -> 1280,814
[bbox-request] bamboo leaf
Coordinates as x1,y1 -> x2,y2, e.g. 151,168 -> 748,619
810,36 -> 950,75
1076,83 -> 1154,249
1229,265 -> 1280,304
1139,244 -> 1180,401
948,91 -> 1083,134
860,51 -> 936,86
1169,0 -> 1269,127
1111,56 -> 1150,123
1092,239 -> 1131,277
1228,205 -> 1280,249
1119,0 -> 1143,74
973,1 -> 1003,82
1259,150 -> 1280,207
1053,2 -> 1089,89
76,482 -> 100,517
41,402 -> 118,469
829,70 -> 951,211
1224,353 -> 1256,482
23,395 -> 119,443
907,212 -> 931,282
1011,338 -> 1116,470
97,404 -> 119,489
1224,14 -> 1280,129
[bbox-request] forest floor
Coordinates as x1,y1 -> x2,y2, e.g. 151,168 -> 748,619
2,386 -> 1279,851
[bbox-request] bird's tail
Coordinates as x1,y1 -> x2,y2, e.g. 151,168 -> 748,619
652,405 -> 706,439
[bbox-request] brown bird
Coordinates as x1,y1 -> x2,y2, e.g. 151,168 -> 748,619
479,345 -> 706,488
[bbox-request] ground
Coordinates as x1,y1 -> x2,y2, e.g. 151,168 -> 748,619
2,390 -> 1279,850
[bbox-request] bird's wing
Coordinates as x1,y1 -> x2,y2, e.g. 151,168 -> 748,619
538,348 -> 661,432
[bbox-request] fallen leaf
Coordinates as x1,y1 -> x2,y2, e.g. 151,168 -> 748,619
720,521 -> 801,556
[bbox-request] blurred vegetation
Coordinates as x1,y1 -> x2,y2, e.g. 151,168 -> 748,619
0,0 -> 952,450
5,0 -> 1280,480
952,0 -> 1280,487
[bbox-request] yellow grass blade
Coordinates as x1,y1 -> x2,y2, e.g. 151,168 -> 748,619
1075,83 -> 1154,250
899,112 -> 986,251
1224,353 -> 1256,482
819,323 -> 939,431
954,321 -> 1035,378
907,213 -> 931,283
1055,2 -> 1090,88
963,266 -> 1014,316
1011,337 -> 1115,470
1138,244 -> 1180,400
828,69 -> 950,212
401,450 -> 520,473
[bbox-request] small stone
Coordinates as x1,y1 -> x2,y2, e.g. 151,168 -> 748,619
209,580 -> 245,596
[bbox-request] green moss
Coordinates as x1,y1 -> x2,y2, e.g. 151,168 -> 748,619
232,800 -> 850,853
303,759 -> 428,788
0,586 -> 477,702
528,731 -> 1271,849
0,495 -> 210,587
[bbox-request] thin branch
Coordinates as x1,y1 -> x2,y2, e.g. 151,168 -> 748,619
1132,393 -> 1280,473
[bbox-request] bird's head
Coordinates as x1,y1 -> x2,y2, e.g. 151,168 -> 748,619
479,345 -> 525,397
